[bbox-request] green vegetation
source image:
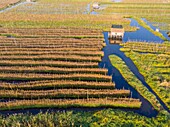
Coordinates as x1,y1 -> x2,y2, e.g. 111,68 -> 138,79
109,55 -> 161,111
120,42 -> 170,109
0,109 -> 169,127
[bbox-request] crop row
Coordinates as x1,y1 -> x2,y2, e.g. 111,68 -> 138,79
0,73 -> 112,82
0,89 -> 130,99
0,66 -> 108,75
0,80 -> 115,90
0,98 -> 142,111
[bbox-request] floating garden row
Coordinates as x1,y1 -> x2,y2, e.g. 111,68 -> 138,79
0,89 -> 130,99
0,66 -> 108,75
0,28 -> 103,37
0,47 -> 101,51
0,38 -> 104,45
0,73 -> 112,82
0,98 -> 142,111
0,50 -> 104,57
0,44 -> 104,49
0,60 -> 99,68
0,80 -> 115,90
0,55 -> 102,62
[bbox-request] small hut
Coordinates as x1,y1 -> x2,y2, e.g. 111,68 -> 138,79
93,2 -> 100,9
109,25 -> 124,40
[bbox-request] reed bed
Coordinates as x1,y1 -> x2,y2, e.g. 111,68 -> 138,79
0,89 -> 130,99
0,80 -> 115,90
0,98 -> 141,110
